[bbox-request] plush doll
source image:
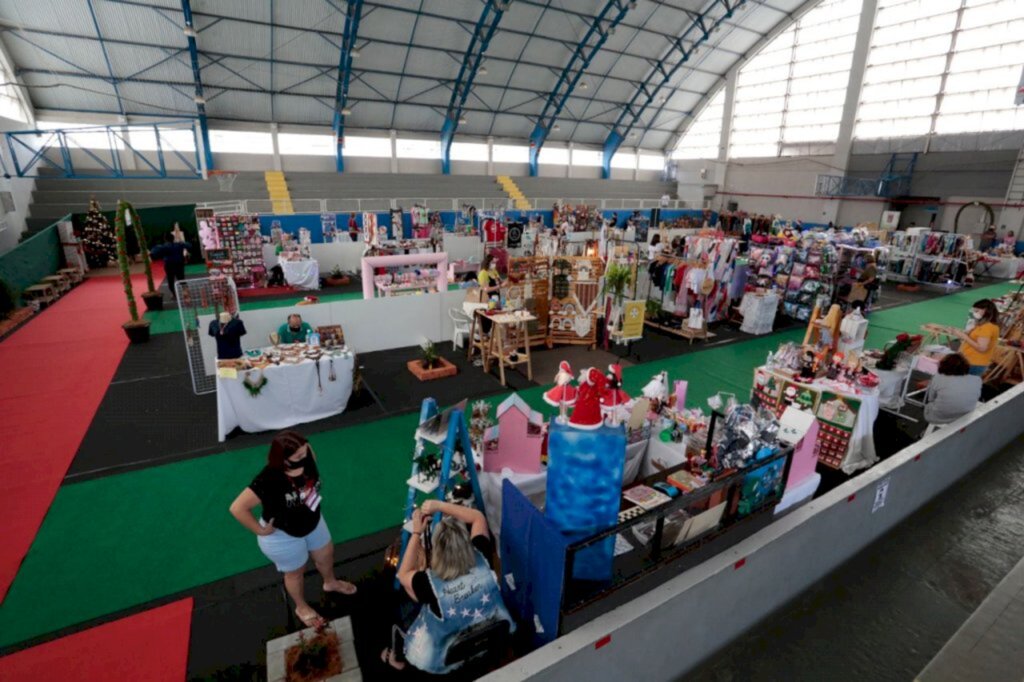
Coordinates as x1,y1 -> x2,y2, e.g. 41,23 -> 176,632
601,364 -> 631,424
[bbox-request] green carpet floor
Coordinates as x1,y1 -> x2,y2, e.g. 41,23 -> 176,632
0,281 -> 1015,648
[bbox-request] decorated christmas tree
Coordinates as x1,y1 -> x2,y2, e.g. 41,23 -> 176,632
82,198 -> 117,268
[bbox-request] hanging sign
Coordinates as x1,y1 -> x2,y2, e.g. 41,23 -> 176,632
880,210 -> 901,230
620,300 -> 646,339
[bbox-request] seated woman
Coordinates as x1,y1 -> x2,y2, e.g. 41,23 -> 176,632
382,500 -> 514,675
952,299 -> 1000,376
924,352 -> 982,426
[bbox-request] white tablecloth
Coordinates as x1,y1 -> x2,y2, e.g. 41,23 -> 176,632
641,436 -> 688,478
975,256 -> 1024,279
217,355 -> 353,441
874,367 -> 910,410
279,258 -> 321,290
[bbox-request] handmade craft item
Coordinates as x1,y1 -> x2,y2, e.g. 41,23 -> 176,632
543,361 -> 578,424
568,367 -> 606,430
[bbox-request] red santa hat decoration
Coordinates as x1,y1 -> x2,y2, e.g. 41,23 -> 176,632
568,367 -> 607,430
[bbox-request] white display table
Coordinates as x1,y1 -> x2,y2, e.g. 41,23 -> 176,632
217,353 -> 353,441
279,257 -> 320,290
975,256 -> 1024,279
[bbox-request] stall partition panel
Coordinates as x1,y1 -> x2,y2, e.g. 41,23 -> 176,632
499,480 -> 571,646
176,277 -> 239,395
545,421 -> 626,582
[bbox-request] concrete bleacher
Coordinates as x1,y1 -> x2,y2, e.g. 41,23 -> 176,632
513,176 -> 676,201
286,172 -> 507,200
22,170 -> 678,238
24,170 -> 266,234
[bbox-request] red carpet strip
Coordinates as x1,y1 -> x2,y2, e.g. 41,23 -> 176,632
0,267 -> 160,601
0,598 -> 192,681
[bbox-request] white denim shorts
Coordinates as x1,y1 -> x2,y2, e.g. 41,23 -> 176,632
256,516 -> 331,572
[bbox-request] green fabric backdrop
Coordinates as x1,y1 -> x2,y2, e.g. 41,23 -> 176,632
0,221 -> 64,300
72,204 -> 198,255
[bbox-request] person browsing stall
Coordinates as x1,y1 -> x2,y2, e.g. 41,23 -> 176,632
477,254 -> 501,296
229,431 -> 357,628
277,313 -> 313,344
1004,230 -> 1017,251
952,299 -> 1000,376
923,352 -> 982,426
208,311 -> 247,359
150,232 -> 191,299
381,499 -> 513,674
858,254 -> 878,286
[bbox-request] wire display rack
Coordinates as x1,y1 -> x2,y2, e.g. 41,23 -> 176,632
175,276 -> 239,395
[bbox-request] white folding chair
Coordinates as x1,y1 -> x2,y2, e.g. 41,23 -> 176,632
448,307 -> 473,350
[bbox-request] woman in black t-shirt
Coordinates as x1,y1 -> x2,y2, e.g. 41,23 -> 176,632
229,430 -> 357,628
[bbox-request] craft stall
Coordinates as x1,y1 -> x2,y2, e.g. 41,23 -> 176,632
216,338 -> 354,441
198,211 -> 267,287
641,234 -> 739,342
360,252 -> 448,299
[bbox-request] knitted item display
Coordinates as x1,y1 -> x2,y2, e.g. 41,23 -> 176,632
82,198 -> 117,268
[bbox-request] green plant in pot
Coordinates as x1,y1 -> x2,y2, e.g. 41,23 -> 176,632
602,263 -> 631,307
116,200 -> 163,312
325,265 -> 350,287
421,340 -> 440,369
115,200 -> 152,343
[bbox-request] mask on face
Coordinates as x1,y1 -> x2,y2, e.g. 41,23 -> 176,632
971,309 -> 984,320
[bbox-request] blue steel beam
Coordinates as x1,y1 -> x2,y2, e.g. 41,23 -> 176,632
180,0 -> 214,171
527,0 -> 635,176
332,0 -> 364,173
439,0 -> 510,175
601,0 -> 739,178
85,0 -> 126,117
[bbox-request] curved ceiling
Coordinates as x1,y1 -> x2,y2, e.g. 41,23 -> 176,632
0,0 -> 817,151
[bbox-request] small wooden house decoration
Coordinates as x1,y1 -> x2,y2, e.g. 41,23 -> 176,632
483,393 -> 545,474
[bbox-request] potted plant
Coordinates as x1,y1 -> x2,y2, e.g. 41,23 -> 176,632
602,262 -> 631,306
116,200 -> 162,312
407,340 -> 458,381
114,200 -> 152,343
284,622 -> 342,682
324,265 -> 350,287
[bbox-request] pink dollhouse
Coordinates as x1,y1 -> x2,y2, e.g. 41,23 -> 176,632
483,393 -> 545,474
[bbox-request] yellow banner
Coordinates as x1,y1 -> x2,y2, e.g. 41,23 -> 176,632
620,301 -> 645,339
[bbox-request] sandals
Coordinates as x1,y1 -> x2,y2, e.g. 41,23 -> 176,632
324,580 -> 358,596
295,607 -> 326,629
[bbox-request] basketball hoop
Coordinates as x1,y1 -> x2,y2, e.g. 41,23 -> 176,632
208,170 -> 238,192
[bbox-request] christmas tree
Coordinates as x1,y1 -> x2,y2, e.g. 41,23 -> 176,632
82,198 -> 117,268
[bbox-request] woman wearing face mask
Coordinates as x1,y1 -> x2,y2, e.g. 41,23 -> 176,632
951,299 -> 1000,376
229,430 -> 356,628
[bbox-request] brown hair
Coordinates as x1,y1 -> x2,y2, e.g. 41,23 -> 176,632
972,299 -> 999,325
938,352 -> 970,376
267,430 -> 309,470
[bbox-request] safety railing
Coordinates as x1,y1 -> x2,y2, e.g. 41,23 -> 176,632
195,196 -> 515,215
194,196 -> 689,215
530,197 -> 688,210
